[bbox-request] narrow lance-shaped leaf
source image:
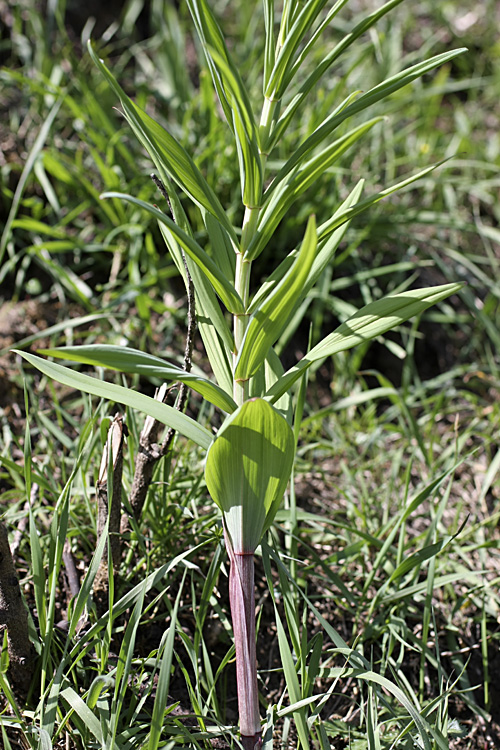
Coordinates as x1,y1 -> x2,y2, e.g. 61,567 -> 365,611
15,351 -> 213,450
246,118 -> 380,261
278,0 -> 351,97
249,180 -> 364,314
235,215 -> 317,381
317,161 -> 450,241
266,282 -> 465,403
187,1 -> 263,207
88,42 -> 236,241
268,47 -> 466,180
205,398 -> 295,554
210,48 -> 263,208
38,345 -> 237,413
262,0 -> 275,93
156,218 -> 234,395
264,0 -> 330,99
101,191 -> 245,316
264,0 -> 429,152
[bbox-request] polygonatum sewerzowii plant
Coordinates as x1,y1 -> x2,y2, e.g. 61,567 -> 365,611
16,1 -> 465,747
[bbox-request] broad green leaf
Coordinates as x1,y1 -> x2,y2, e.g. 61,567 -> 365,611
205,398 -> 294,553
15,351 -> 213,450
235,216 -> 317,381
269,47 -> 466,173
38,345 -> 237,413
246,119 -> 379,261
102,192 -> 245,315
266,282 -> 464,402
88,42 -> 235,240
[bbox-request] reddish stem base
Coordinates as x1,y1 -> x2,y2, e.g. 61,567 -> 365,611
225,531 -> 262,745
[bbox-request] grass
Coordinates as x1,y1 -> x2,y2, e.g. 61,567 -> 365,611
1,1 -> 499,748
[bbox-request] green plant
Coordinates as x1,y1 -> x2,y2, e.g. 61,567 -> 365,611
15,0 -> 466,747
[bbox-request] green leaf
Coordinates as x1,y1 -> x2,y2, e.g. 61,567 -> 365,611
275,0 -> 351,98
248,180 -> 364,314
102,192 -> 245,315
60,686 -> 106,745
246,118 -> 379,260
265,0 -> 455,152
88,42 -> 235,239
235,216 -> 317,380
148,574 -> 186,750
156,222 -> 234,395
266,282 -> 465,402
317,161 -> 450,242
203,210 -> 236,280
269,47 -> 466,175
264,0 -> 330,99
262,0 -> 275,92
38,345 -> 237,413
209,48 -> 263,208
205,398 -> 294,553
15,351 -> 213,450
186,0 -> 263,207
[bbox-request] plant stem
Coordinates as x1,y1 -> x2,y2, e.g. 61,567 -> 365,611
225,530 -> 261,748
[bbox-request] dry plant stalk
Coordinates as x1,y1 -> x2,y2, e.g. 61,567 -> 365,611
93,413 -> 126,614
0,518 -> 33,700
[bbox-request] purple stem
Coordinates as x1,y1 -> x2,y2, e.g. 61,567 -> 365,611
225,530 -> 262,749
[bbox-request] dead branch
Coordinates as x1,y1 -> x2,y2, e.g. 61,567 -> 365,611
93,413 -> 126,615
0,517 -> 33,701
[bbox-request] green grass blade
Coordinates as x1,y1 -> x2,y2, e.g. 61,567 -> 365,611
60,686 -> 106,745
148,571 -> 187,750
266,282 -> 464,402
15,351 -> 213,449
39,345 -> 237,413
274,609 -> 311,750
0,98 -> 63,264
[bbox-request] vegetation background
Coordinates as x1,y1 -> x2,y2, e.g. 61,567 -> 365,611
0,0 -> 499,748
